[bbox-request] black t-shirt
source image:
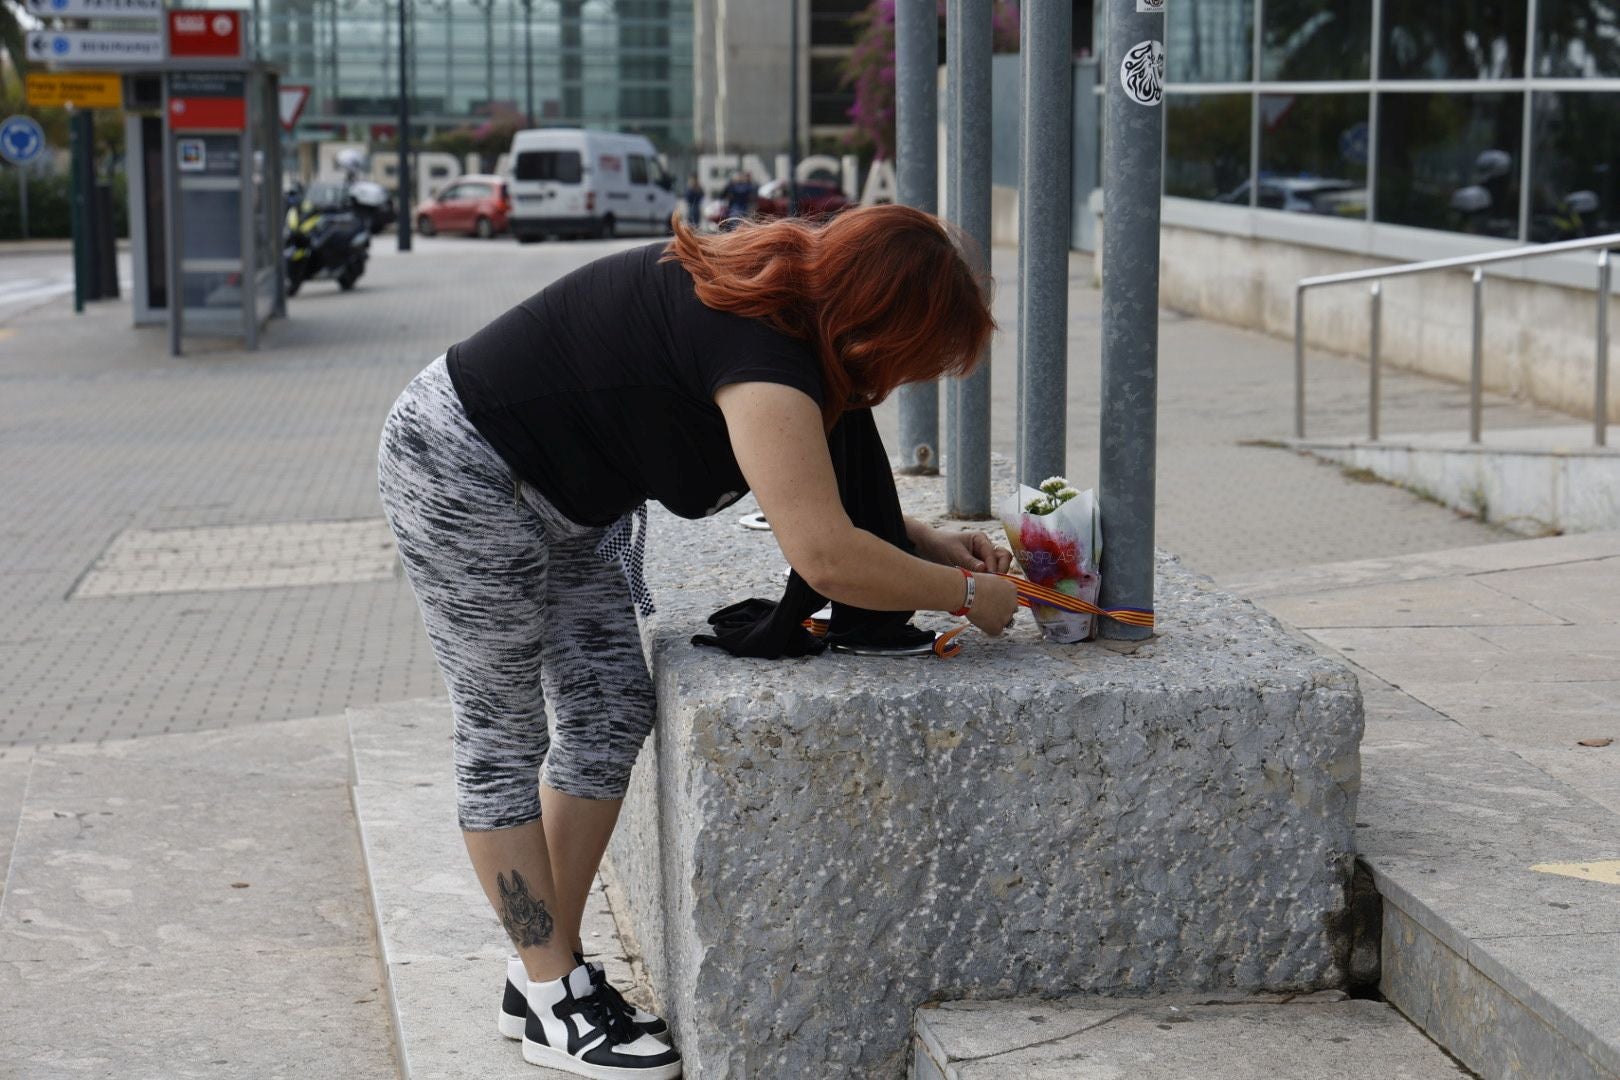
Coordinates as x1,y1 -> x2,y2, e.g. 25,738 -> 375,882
446,242 -> 824,527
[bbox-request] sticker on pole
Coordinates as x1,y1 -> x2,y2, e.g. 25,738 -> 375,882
1120,40 -> 1165,107
1136,0 -> 1165,11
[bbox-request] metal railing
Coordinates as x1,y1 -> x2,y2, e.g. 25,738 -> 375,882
1294,233 -> 1620,448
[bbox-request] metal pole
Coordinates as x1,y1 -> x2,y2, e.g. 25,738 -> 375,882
524,0 -> 535,127
788,0 -> 799,216
894,0 -> 939,474
1368,282 -> 1382,441
397,0 -> 413,251
1097,0 -> 1164,641
70,110 -> 93,313
1470,267 -> 1484,443
1598,250 -> 1611,448
1018,0 -> 1073,487
18,170 -> 27,242
1294,285 -> 1307,437
946,0 -> 993,517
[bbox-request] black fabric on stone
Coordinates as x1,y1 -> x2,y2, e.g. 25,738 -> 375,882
692,409 -> 931,659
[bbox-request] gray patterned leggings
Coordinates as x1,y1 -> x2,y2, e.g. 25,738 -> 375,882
376,357 -> 657,831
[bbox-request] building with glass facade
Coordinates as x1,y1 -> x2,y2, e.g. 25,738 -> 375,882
1160,0 -> 1620,242
202,0 -> 693,149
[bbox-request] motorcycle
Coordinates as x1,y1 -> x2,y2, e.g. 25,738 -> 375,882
284,186 -> 370,296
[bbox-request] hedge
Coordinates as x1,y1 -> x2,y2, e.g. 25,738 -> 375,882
0,171 -> 130,241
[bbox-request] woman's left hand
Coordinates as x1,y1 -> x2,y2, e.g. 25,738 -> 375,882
918,527 -> 1014,575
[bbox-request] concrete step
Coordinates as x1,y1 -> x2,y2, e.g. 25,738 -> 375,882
0,749 -> 32,907
346,699 -> 658,1080
1290,424 -> 1620,534
0,717 -> 399,1078
1354,685 -> 1620,1080
1235,533 -> 1620,1080
911,991 -> 1474,1079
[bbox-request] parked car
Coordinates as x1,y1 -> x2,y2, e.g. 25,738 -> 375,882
505,128 -> 678,242
415,175 -> 511,238
706,177 -> 852,227
757,177 -> 852,219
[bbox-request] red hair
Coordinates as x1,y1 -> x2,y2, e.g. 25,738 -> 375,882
663,204 -> 996,428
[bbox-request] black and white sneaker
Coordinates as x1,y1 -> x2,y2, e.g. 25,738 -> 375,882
522,964 -> 682,1079
501,956 -> 669,1042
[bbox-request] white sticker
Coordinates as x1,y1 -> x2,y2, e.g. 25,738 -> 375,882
1120,40 -> 1165,107
1137,0 -> 1165,12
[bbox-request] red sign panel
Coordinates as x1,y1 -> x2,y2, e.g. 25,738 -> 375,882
169,95 -> 245,131
167,10 -> 245,59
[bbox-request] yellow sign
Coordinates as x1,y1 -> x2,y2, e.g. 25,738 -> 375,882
1531,860 -> 1620,886
24,72 -> 123,110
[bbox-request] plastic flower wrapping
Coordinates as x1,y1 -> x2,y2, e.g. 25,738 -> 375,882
997,476 -> 1102,644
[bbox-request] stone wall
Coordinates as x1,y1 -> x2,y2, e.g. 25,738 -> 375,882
605,472 -> 1364,1078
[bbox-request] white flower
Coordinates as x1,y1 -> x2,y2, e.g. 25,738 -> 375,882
1025,498 -> 1050,515
1057,486 -> 1082,502
1038,476 -> 1068,496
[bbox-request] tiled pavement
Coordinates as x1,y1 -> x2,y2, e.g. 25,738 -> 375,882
0,236 -> 1581,752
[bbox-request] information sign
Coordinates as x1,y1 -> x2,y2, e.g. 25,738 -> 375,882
0,115 -> 46,165
25,30 -> 165,65
24,72 -> 123,109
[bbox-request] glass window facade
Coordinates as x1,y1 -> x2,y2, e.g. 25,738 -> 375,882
215,0 -> 694,150
1163,0 -> 1620,241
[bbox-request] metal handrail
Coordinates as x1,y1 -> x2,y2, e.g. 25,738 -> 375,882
1294,232 -> 1620,447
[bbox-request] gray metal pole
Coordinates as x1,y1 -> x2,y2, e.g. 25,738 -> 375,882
1368,283 -> 1382,441
397,0 -> 413,252
1017,0 -> 1073,487
894,0 -> 939,474
1597,250 -> 1611,448
1470,268 -> 1484,443
1097,0 -> 1165,641
946,0 -> 993,517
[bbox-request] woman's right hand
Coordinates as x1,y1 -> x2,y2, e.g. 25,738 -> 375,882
965,573 -> 1020,638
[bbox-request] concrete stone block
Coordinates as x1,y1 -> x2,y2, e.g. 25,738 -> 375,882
913,993 -> 1471,1079
607,475 -> 1364,1078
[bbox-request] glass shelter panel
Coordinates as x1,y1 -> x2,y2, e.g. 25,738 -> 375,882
1258,93 -> 1370,219
1375,91 -> 1525,239
1529,91 -> 1620,240
1262,0 -> 1372,81
1381,0 -> 1528,80
1165,93 -> 1253,203
1166,0 -> 1254,83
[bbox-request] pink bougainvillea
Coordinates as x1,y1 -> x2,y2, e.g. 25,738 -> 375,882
842,0 -> 1023,159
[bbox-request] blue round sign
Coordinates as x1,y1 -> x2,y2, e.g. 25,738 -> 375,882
0,115 -> 46,166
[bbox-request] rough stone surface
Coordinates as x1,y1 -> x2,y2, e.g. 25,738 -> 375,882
606,469 -> 1365,1079
912,993 -> 1473,1079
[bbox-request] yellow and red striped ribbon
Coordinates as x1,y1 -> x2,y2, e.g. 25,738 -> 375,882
1002,574 -> 1156,629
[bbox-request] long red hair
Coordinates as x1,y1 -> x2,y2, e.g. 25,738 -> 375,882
663,204 -> 995,428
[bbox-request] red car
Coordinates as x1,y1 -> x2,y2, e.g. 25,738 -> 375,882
707,177 -> 852,226
757,177 -> 851,219
415,174 -> 511,238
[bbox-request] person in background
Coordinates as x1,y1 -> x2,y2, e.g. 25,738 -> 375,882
684,174 -> 705,228
721,170 -> 756,230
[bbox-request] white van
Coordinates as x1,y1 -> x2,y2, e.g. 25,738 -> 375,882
506,128 -> 678,242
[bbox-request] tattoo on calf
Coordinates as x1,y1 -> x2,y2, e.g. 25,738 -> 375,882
496,869 -> 555,949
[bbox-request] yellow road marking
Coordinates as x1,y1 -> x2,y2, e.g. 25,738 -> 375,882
1531,860 -> 1620,886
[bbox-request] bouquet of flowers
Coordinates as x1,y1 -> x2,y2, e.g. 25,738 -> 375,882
998,476 -> 1102,643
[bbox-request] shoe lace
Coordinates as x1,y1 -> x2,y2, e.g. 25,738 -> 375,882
576,989 -> 639,1048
